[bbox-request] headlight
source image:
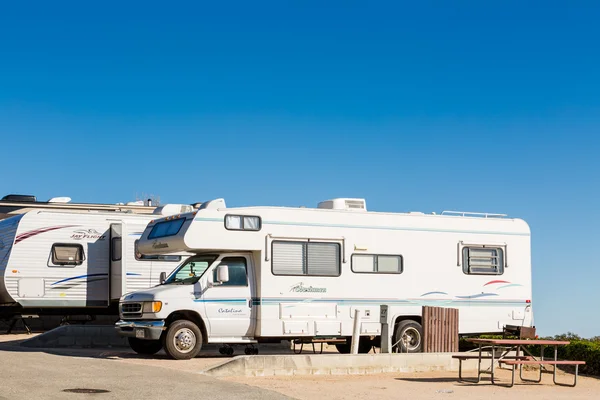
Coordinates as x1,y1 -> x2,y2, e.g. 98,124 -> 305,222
142,301 -> 162,313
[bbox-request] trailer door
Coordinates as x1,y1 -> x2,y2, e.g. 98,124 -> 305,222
110,223 -> 127,300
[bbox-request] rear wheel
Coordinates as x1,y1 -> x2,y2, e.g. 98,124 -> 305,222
128,338 -> 163,355
163,320 -> 203,360
393,320 -> 423,353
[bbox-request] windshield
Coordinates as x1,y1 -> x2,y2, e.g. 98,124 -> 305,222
163,255 -> 218,285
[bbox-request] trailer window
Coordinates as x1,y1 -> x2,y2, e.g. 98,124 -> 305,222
225,215 -> 261,231
272,241 -> 340,277
148,218 -> 185,239
351,254 -> 403,274
111,237 -> 122,261
134,240 -> 182,262
463,246 -> 504,275
50,244 -> 85,266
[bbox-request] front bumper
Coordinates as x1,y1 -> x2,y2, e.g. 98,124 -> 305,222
115,320 -> 165,341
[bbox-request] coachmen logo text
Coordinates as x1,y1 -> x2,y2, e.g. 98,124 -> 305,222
71,229 -> 106,241
152,240 -> 169,249
290,282 -> 326,293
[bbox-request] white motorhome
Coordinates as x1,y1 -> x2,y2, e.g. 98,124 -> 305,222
116,198 -> 533,359
0,207 -> 192,317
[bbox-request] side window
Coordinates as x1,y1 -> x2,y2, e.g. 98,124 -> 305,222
463,246 -> 504,275
271,241 -> 340,277
224,215 -> 261,231
111,237 -> 122,261
351,254 -> 403,274
50,244 -> 85,267
214,257 -> 248,286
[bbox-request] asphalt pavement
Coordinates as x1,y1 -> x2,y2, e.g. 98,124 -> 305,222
0,343 -> 293,400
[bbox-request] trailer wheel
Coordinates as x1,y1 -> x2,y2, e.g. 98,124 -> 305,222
163,320 -> 203,360
394,320 -> 423,353
127,338 -> 163,355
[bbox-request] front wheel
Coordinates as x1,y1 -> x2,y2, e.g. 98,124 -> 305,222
163,320 -> 203,360
128,338 -> 163,355
393,320 -> 423,353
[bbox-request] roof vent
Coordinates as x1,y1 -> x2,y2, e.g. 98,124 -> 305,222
317,198 -> 367,211
198,198 -> 226,210
153,204 -> 195,216
2,194 -> 37,202
48,197 -> 72,203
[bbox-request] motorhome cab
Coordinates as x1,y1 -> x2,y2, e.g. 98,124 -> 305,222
116,198 -> 533,360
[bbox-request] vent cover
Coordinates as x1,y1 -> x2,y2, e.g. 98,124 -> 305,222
317,198 -> 367,211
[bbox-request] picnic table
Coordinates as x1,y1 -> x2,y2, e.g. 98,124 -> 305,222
453,338 -> 585,387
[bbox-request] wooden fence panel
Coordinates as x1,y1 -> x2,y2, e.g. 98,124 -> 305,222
422,306 -> 459,353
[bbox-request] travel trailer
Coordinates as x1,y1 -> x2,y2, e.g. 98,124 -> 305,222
115,198 -> 533,359
0,207 -> 193,318
0,193 -> 163,221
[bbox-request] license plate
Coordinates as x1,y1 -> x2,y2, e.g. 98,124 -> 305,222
135,329 -> 145,339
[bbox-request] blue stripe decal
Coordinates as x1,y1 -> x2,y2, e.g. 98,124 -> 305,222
126,272 -> 142,276
192,217 -> 529,237
193,299 -> 247,304
51,273 -> 108,286
192,297 -> 528,307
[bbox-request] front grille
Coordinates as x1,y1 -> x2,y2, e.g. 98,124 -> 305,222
121,302 -> 142,317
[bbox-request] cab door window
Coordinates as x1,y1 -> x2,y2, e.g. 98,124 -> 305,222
213,257 -> 248,286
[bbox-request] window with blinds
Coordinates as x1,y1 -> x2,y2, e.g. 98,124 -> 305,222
271,241 -> 340,276
462,246 -> 504,275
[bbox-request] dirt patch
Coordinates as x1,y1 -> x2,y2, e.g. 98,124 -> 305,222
225,369 -> 599,400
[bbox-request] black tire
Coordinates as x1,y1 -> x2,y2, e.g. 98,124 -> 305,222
163,320 -> 203,360
335,338 -> 372,354
393,320 -> 423,353
128,338 -> 163,355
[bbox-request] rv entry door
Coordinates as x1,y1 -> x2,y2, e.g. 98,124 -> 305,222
110,223 -> 127,300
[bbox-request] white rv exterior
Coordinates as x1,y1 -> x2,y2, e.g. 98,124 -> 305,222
116,198 -> 533,359
0,209 -> 189,316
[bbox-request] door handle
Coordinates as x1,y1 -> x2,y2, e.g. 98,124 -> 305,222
248,299 -> 253,308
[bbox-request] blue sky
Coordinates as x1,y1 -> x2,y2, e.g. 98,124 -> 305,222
1,1 -> 599,337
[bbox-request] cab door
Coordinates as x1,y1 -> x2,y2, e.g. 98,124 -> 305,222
201,254 -> 255,339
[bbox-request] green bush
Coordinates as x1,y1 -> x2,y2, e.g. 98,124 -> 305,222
525,336 -> 600,377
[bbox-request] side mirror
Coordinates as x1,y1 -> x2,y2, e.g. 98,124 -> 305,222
159,272 -> 166,284
217,265 -> 229,283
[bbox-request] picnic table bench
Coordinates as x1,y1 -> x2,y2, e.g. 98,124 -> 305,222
454,338 -> 585,387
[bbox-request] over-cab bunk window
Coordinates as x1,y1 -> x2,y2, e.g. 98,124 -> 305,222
49,244 -> 85,267
271,241 -> 340,277
148,218 -> 185,239
463,246 -> 504,275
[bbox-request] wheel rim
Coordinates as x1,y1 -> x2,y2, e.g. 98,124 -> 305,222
173,328 -> 197,354
401,327 -> 421,351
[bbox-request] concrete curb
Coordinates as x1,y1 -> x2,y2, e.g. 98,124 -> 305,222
19,325 -> 128,348
203,353 -> 491,377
